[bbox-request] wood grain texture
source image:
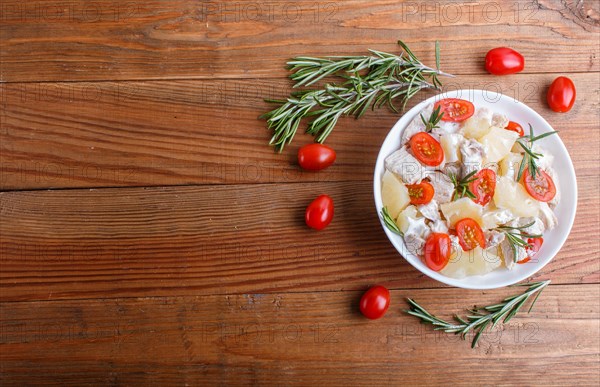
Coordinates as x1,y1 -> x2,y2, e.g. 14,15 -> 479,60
1,285 -> 599,386
1,0 -> 599,384
1,0 -> 598,82
1,73 -> 599,190
1,181 -> 598,301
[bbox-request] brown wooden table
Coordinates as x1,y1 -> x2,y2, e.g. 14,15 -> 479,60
1,1 -> 599,385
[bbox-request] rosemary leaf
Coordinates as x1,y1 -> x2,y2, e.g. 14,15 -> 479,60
472,320 -> 491,348
405,280 -> 551,348
380,207 -> 403,236
421,105 -> 444,132
496,221 -> 543,263
261,41 -> 452,152
515,124 -> 559,180
435,41 -> 441,71
450,170 -> 478,201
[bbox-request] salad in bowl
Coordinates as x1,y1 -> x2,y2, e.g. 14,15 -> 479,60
374,90 -> 576,289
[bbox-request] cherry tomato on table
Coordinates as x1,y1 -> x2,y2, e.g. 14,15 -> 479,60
305,195 -> 334,230
505,121 -> 524,136
359,285 -> 391,320
298,143 -> 336,171
468,169 -> 496,206
485,47 -> 525,75
407,181 -> 435,205
547,76 -> 576,113
409,132 -> 444,167
522,168 -> 556,202
424,233 -> 452,272
434,98 -> 475,122
455,218 -> 486,251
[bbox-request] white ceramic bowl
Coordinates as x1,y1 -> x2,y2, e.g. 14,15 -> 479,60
373,89 -> 577,289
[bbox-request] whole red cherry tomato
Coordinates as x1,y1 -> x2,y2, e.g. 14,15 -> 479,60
359,285 -> 391,320
547,76 -> 576,113
305,195 -> 334,230
424,233 -> 452,271
485,47 -> 525,75
298,143 -> 336,171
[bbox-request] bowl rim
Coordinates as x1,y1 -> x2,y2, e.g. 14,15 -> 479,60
373,89 -> 578,289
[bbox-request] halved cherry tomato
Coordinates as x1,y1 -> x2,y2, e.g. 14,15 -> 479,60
526,237 -> 543,257
547,76 -> 576,113
434,98 -> 475,122
298,143 -> 336,171
359,285 -> 391,320
409,132 -> 444,166
485,47 -> 525,75
424,233 -> 452,272
468,169 -> 496,206
305,195 -> 334,230
522,169 -> 556,202
518,238 -> 543,264
455,218 -> 486,251
505,121 -> 524,136
407,181 -> 435,205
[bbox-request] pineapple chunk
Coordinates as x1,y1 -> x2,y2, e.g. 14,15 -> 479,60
463,113 -> 493,139
395,205 -> 419,234
440,134 -> 464,163
440,197 -> 483,228
381,170 -> 410,218
441,246 -> 502,279
498,152 -> 523,180
480,127 -> 520,163
482,207 -> 514,230
511,141 -> 523,153
494,176 -> 539,217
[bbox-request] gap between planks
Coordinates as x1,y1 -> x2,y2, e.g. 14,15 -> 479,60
0,281 -> 597,305
0,70 -> 598,85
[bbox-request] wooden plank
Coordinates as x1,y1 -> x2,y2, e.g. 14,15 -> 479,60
1,0 -> 598,82
1,73 -> 598,190
1,285 -> 598,385
1,181 -> 597,301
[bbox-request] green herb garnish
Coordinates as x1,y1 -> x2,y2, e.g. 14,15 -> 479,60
261,41 -> 452,152
380,206 -> 403,236
406,280 -> 551,348
421,105 -> 444,132
496,221 -> 543,263
450,170 -> 478,201
516,125 -> 558,180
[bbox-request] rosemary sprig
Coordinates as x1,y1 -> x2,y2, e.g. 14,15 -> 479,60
380,207 -> 403,236
421,105 -> 444,132
515,124 -> 558,180
450,170 -> 477,201
405,280 -> 551,348
496,221 -> 542,263
261,41 -> 453,152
